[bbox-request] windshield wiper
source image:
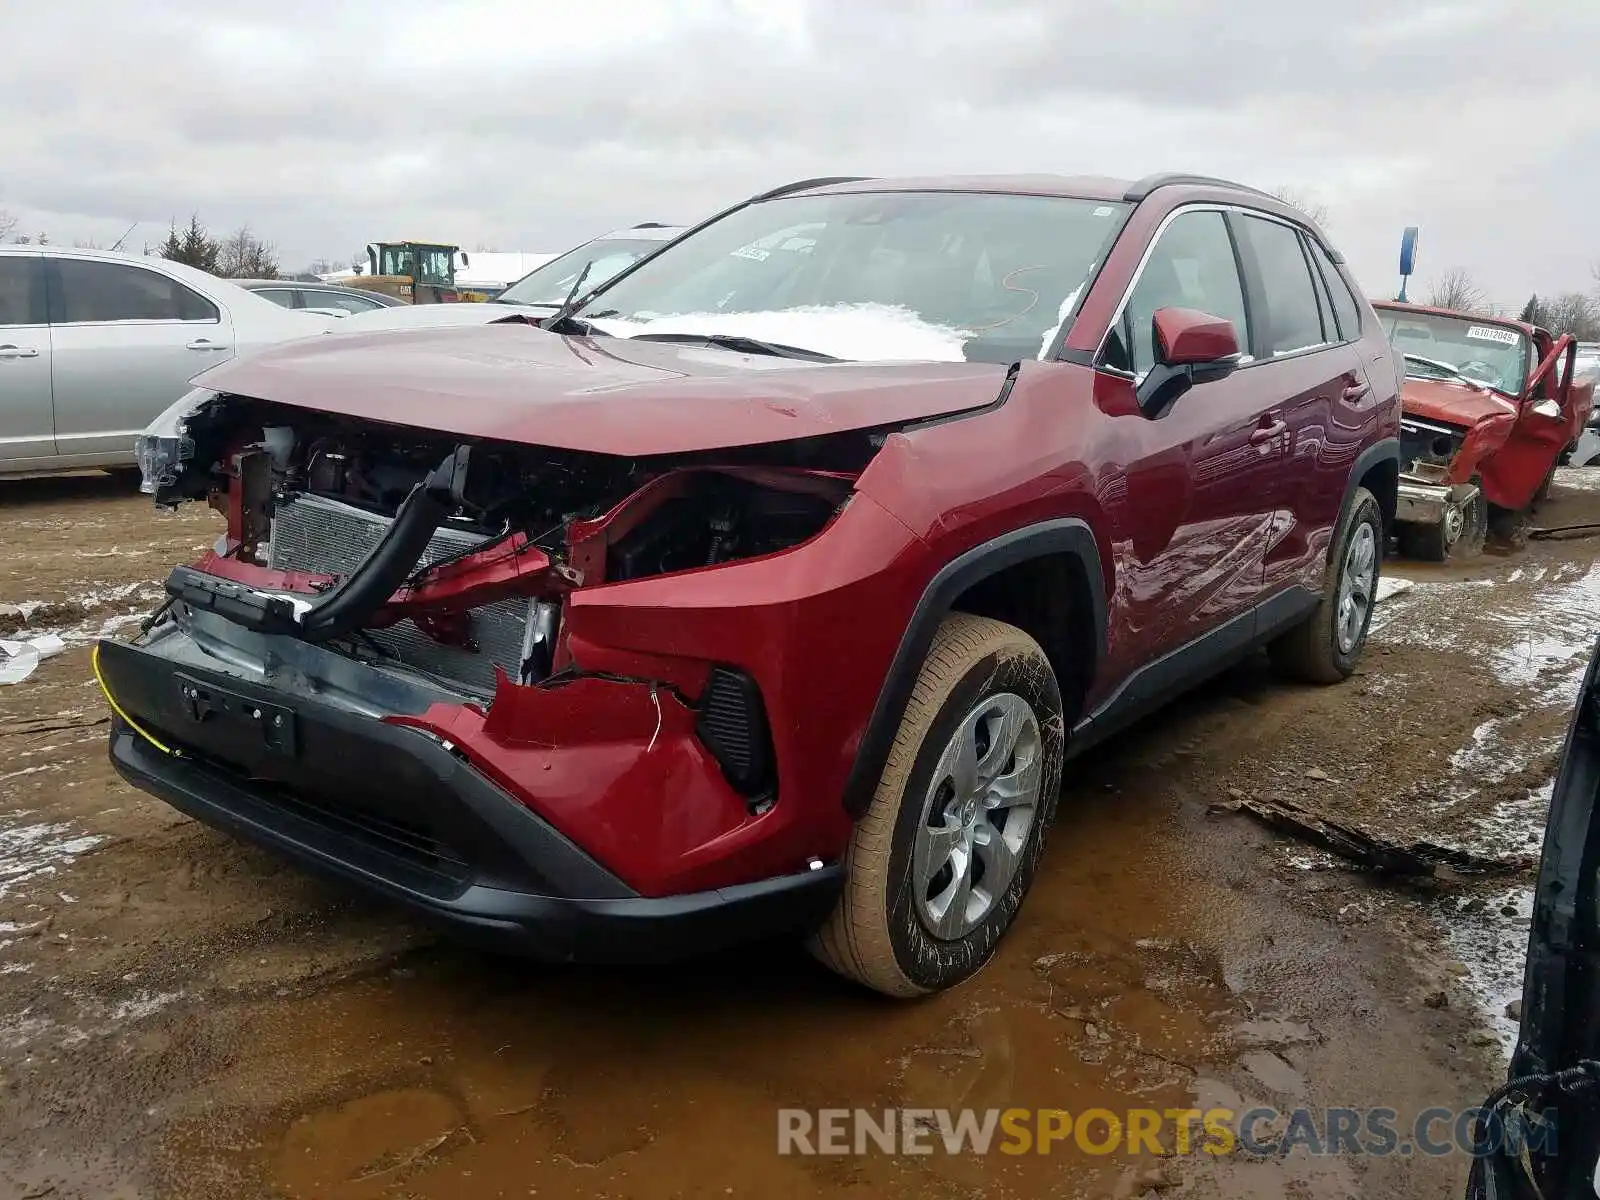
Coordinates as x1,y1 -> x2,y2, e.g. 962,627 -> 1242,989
625,332 -> 840,362
1401,352 -> 1508,396
1403,352 -> 1483,385
541,261 -> 596,335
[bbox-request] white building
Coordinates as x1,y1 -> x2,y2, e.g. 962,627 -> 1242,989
318,250 -> 557,294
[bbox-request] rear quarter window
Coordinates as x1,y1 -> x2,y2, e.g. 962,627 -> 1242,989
1306,239 -> 1362,340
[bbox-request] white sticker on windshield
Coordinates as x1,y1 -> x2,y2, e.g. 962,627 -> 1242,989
1093,206 -> 1115,217
1466,325 -> 1519,345
731,246 -> 769,262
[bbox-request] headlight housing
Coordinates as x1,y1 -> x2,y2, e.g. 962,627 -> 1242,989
134,388 -> 213,496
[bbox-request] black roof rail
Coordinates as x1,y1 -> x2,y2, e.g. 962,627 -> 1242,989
631,222 -> 671,229
748,176 -> 872,203
1122,173 -> 1276,203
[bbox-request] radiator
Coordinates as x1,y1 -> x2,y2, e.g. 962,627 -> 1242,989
268,492 -> 530,695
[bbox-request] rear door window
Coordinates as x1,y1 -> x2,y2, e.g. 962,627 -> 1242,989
1238,216 -> 1327,356
51,258 -> 219,324
303,289 -> 384,314
251,288 -> 298,309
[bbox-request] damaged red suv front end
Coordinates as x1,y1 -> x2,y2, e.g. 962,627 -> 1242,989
103,319 -> 1012,959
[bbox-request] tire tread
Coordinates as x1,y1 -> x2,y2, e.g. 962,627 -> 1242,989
810,614 -> 1044,996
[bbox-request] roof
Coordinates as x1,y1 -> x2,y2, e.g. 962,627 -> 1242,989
1372,300 -> 1543,339
0,244 -> 261,294
593,225 -> 685,242
778,172 -> 1281,205
792,174 -> 1136,201
233,278 -> 381,296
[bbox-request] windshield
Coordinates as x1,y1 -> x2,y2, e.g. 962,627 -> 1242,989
1379,309 -> 1529,395
574,192 -> 1131,364
497,238 -> 669,306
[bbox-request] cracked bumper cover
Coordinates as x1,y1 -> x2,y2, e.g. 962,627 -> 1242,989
98,637 -> 842,961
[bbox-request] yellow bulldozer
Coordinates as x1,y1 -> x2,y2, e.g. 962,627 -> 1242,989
347,241 -> 462,304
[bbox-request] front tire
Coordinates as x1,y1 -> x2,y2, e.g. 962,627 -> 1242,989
1269,486 -> 1383,684
1396,486 -> 1488,561
810,614 -> 1065,997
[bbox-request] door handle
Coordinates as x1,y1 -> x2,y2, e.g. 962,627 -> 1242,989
0,344 -> 40,359
1342,381 -> 1371,402
1249,418 -> 1287,444
185,338 -> 224,351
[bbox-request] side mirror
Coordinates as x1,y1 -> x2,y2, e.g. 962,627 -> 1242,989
1137,307 -> 1244,417
1531,397 -> 1562,420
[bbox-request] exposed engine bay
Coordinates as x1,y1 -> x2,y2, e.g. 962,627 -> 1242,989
147,395 -> 864,698
1399,414 -> 1470,483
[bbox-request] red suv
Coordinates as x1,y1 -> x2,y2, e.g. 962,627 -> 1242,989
106,173 -> 1399,996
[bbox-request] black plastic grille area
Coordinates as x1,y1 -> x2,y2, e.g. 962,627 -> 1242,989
178,740 -> 473,896
263,786 -> 471,888
696,667 -> 775,799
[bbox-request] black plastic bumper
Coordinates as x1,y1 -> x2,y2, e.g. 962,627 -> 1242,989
99,637 -> 841,962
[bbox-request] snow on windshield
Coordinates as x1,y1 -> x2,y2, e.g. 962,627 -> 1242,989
590,303 -> 973,363
577,192 -> 1130,365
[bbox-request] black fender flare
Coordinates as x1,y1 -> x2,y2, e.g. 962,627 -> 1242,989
839,518 -> 1106,820
1337,437 -> 1401,548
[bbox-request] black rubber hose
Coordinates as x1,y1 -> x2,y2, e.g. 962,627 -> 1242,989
297,456 -> 458,643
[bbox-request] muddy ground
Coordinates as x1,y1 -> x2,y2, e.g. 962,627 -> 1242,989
4,472 -> 1600,1200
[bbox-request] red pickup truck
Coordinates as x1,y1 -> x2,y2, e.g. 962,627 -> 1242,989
1376,302 -> 1595,559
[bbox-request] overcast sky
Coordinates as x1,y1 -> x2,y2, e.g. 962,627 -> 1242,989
2,0 -> 1596,308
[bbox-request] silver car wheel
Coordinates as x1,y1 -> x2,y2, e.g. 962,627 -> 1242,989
912,692 -> 1043,941
1336,521 -> 1378,655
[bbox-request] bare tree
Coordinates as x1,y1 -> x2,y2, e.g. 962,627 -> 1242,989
1269,186 -> 1331,228
1424,268 -> 1486,313
216,225 -> 279,279
0,208 -> 16,242
1538,293 -> 1600,341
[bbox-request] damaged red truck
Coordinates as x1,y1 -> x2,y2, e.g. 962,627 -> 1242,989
103,174 -> 1400,996
1376,301 -> 1595,560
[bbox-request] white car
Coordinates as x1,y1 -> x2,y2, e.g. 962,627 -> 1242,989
0,247 -> 336,477
339,224 -> 685,332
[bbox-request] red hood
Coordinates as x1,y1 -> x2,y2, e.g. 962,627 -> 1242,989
191,323 -> 1011,455
1400,377 -> 1519,428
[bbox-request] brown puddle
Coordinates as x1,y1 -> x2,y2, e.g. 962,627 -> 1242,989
152,755 -> 1273,1200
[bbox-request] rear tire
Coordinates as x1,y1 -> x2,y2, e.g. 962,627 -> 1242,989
1269,487 -> 1382,684
809,614 -> 1065,997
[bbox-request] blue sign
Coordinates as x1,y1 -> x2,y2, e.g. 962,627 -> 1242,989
1399,226 -> 1420,277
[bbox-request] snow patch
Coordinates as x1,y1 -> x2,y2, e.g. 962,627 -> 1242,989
1551,466 -> 1600,493
1438,884 -> 1533,1058
591,303 -> 974,363
0,818 -> 107,899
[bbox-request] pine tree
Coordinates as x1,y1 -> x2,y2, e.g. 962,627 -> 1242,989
160,214 -> 221,274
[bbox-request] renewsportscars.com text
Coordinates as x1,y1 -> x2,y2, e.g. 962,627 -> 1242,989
777,1105 -> 1556,1159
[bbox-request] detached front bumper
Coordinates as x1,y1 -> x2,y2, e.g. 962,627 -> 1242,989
98,638 -> 841,961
